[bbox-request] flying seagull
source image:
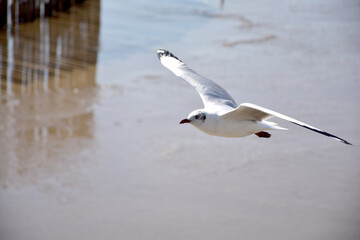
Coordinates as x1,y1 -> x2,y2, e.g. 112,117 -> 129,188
156,49 -> 352,145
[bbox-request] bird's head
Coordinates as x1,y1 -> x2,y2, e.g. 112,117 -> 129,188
179,109 -> 207,126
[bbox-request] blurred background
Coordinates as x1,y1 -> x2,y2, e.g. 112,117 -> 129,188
0,0 -> 359,240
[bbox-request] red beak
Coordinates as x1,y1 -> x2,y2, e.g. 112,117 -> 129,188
179,119 -> 191,124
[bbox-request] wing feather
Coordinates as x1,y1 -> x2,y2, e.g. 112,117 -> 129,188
222,103 -> 273,121
223,103 -> 352,145
157,49 -> 237,110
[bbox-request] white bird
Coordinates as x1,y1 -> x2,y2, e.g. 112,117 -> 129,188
156,49 -> 352,145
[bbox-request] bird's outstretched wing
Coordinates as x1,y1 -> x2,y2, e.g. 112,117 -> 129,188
222,103 -> 352,145
157,49 -> 237,111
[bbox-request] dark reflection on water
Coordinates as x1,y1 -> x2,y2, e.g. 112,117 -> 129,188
1,0 -> 100,93
0,0 -> 100,188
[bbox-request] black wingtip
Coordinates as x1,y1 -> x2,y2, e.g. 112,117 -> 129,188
157,49 -> 182,62
291,122 -> 353,146
340,139 -> 353,146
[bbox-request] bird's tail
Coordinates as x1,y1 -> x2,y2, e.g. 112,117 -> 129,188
264,121 -> 288,131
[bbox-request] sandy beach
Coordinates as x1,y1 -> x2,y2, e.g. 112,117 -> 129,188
1,0 -> 359,239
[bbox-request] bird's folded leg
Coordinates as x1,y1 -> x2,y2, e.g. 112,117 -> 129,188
255,131 -> 271,138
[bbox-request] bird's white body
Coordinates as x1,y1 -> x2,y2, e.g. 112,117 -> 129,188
156,49 -> 351,145
192,111 -> 285,138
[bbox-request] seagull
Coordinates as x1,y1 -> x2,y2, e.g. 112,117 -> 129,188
156,49 -> 352,145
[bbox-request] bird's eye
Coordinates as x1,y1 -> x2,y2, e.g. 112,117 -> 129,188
195,115 -> 200,120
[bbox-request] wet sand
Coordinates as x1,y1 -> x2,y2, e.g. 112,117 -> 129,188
1,0 -> 360,240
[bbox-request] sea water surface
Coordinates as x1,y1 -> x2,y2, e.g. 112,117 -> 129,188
0,0 -> 360,240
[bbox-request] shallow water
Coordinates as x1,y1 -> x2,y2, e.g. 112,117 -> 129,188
1,0 -> 360,240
